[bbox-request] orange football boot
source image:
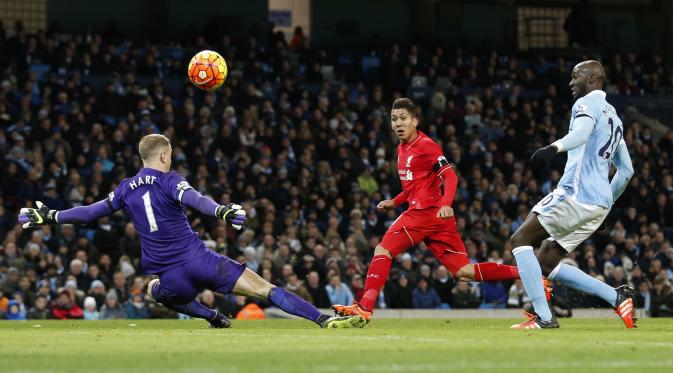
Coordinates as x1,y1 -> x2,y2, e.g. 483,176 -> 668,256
332,301 -> 373,323
543,277 -> 553,302
511,311 -> 559,330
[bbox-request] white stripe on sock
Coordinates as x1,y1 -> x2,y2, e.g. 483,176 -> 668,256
548,264 -> 562,280
512,245 -> 534,255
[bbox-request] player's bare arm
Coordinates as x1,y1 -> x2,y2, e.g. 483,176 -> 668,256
376,199 -> 396,211
436,206 -> 454,219
610,141 -> 634,201
436,159 -> 458,219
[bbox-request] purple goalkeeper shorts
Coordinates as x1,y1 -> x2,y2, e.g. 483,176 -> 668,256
154,250 -> 246,305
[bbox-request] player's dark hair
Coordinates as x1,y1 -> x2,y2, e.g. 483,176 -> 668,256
392,97 -> 416,117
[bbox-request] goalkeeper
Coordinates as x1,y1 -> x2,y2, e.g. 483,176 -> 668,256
19,134 -> 364,329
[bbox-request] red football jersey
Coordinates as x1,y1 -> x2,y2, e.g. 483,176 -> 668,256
395,131 -> 452,210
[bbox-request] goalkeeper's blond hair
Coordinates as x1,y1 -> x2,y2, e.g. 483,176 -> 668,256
139,134 -> 171,161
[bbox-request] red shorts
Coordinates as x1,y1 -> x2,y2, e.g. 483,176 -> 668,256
380,207 -> 469,275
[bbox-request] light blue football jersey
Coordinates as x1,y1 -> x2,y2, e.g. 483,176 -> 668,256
557,90 -> 624,209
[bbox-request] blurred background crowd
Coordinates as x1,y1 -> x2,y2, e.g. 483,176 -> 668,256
0,20 -> 672,320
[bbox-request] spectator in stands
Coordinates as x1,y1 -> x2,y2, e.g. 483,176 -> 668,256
479,281 -> 507,309
68,259 -> 89,292
325,274 -> 353,306
124,292 -> 149,319
350,274 -> 365,301
1,267 -> 20,295
451,282 -> 480,309
432,266 -> 453,307
412,277 -> 442,309
305,271 -> 331,308
119,223 -> 141,268
650,275 -> 673,317
634,281 -> 651,311
110,272 -> 128,302
6,298 -> 26,320
285,273 -> 312,303
88,280 -> 107,310
387,275 -> 413,309
507,279 -> 530,309
83,296 -> 100,320
100,289 -> 125,320
28,295 -> 50,320
243,246 -> 259,273
52,289 -> 83,320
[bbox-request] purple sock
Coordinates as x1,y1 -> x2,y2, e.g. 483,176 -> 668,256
268,287 -> 322,324
164,300 -> 217,321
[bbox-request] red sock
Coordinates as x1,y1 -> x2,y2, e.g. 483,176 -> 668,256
474,262 -> 519,281
359,255 -> 392,311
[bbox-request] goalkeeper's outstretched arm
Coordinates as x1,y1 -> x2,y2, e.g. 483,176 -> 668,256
19,199 -> 115,228
180,188 -> 247,230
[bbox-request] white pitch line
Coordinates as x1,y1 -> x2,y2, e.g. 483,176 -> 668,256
54,330 -> 673,349
312,360 -> 673,372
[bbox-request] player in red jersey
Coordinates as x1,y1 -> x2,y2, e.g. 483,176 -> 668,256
333,98 -> 546,323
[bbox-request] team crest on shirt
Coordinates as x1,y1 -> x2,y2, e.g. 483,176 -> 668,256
405,155 -> 414,168
176,180 -> 192,192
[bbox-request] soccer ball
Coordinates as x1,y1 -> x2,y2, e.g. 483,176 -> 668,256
187,50 -> 228,91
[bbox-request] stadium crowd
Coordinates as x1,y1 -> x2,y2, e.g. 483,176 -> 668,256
1,21 -> 672,320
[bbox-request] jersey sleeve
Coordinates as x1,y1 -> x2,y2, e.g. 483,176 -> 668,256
572,97 -> 601,124
106,181 -> 127,212
162,171 -> 194,203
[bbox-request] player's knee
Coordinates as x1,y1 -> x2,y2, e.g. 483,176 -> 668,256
539,255 -> 560,277
157,292 -> 194,306
540,264 -> 554,277
153,284 -> 196,305
374,245 -> 393,258
455,273 -> 474,282
454,265 -> 475,282
510,230 -> 528,248
146,279 -> 160,300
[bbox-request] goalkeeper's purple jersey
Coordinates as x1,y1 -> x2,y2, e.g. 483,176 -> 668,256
107,168 -> 208,275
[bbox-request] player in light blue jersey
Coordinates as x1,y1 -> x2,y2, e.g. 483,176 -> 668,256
509,60 -> 636,329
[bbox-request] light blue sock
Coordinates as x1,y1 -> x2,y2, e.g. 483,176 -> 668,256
550,263 -> 618,307
513,246 -> 552,321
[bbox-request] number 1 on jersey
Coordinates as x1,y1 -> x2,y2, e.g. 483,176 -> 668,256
142,191 -> 159,232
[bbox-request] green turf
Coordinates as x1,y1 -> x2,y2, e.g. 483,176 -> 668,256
1,318 -> 672,372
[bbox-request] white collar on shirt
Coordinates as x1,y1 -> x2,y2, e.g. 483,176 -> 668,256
584,89 -> 606,98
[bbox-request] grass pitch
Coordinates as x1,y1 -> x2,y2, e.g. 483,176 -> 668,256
1,318 -> 672,372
